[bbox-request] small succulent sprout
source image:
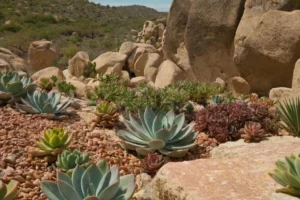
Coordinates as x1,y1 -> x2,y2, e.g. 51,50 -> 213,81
0,180 -> 19,200
117,108 -> 198,158
56,149 -> 90,175
93,101 -> 119,128
31,128 -> 72,158
269,154 -> 300,197
0,71 -> 36,104
39,77 -> 56,92
239,122 -> 266,143
211,95 -> 225,105
16,90 -> 71,115
40,160 -> 136,200
141,153 -> 164,174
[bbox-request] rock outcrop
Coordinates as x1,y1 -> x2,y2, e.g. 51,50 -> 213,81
163,0 -> 245,83
292,59 -> 300,96
68,51 -> 89,78
0,48 -> 28,72
31,67 -> 65,83
152,136 -> 300,200
92,52 -> 127,75
28,41 -> 58,73
234,10 -> 300,95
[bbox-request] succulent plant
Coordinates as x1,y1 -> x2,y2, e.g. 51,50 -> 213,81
117,108 -> 198,157
40,160 -> 136,200
56,149 -> 90,175
269,154 -> 300,197
0,180 -> 19,200
83,62 -> 97,78
141,153 -> 164,173
57,81 -> 76,97
31,128 -> 72,158
93,101 -> 119,128
278,98 -> 300,137
211,95 -> 225,105
16,90 -> 71,115
0,71 -> 35,103
239,122 -> 267,143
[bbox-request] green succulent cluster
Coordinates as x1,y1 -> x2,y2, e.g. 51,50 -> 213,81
41,160 -> 136,200
269,154 -> 300,197
57,81 -> 76,97
0,71 -> 35,103
0,180 -> 18,200
32,128 -> 72,158
56,149 -> 90,175
16,90 -> 71,114
118,108 -> 198,157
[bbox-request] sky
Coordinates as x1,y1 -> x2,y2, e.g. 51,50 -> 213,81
91,0 -> 172,12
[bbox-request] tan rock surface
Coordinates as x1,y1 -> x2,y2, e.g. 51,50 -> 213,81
68,51 -> 89,78
152,137 -> 300,200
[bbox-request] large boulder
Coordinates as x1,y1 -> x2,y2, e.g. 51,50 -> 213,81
129,76 -> 148,88
127,43 -> 158,72
28,41 -> 58,73
234,10 -> 300,95
31,67 -> 65,83
0,48 -> 29,72
155,60 -> 186,88
152,136 -> 300,200
231,76 -> 251,94
163,0 -> 245,83
67,80 -> 89,99
92,52 -> 127,75
134,53 -> 163,80
292,59 -> 300,96
68,51 -> 89,78
269,87 -> 293,103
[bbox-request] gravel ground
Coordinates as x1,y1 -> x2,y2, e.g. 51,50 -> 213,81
0,105 -> 214,199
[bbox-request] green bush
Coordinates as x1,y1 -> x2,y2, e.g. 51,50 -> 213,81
0,23 -> 22,32
24,14 -> 57,24
61,45 -> 78,59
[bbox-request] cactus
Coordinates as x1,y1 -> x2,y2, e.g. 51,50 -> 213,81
41,160 -> 136,200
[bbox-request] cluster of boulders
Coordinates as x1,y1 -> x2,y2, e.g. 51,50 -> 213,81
125,18 -> 166,49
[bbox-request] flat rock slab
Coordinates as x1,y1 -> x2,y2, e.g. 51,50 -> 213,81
152,136 -> 300,200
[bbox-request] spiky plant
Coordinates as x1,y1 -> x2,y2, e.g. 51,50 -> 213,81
93,101 -> 119,128
278,98 -> 300,137
40,160 -> 136,200
117,108 -> 198,157
269,154 -> 300,197
30,128 -> 72,160
16,90 -> 71,115
141,153 -> 164,173
56,149 -> 90,175
239,122 -> 267,143
0,71 -> 35,104
0,180 -> 19,200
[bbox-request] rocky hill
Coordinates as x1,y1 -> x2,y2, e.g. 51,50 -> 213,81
0,0 -> 166,60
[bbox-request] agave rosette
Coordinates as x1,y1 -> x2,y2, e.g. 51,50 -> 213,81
117,108 -> 198,157
269,154 -> 300,197
0,71 -> 35,103
16,90 -> 71,114
41,160 -> 136,200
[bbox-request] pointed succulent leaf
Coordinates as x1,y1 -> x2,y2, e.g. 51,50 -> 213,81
58,180 -> 81,200
148,140 -> 165,150
72,165 -> 85,199
40,181 -> 65,200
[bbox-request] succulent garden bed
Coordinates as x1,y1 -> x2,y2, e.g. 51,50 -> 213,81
0,71 -> 299,200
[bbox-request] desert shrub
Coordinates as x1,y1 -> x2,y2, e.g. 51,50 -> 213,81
24,14 -> 57,24
0,23 -> 22,32
193,102 -> 280,143
61,45 -> 78,59
57,81 -> 76,96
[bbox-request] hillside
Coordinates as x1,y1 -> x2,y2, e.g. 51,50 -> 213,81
0,0 -> 166,61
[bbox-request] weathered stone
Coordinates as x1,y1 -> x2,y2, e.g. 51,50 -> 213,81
128,44 -> 158,71
130,77 -> 148,88
66,80 -> 89,99
0,48 -> 28,72
120,70 -> 130,82
155,60 -> 185,88
269,87 -> 293,102
0,59 -> 10,72
92,52 -> 127,75
214,77 -> 226,88
234,10 -> 300,95
231,76 -> 250,94
63,69 -> 78,81
152,136 -> 300,200
119,42 -> 138,56
68,51 -> 89,78
28,40 -> 58,73
31,67 -> 65,82
134,53 -> 162,79
292,59 -> 300,96
163,0 -> 244,83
